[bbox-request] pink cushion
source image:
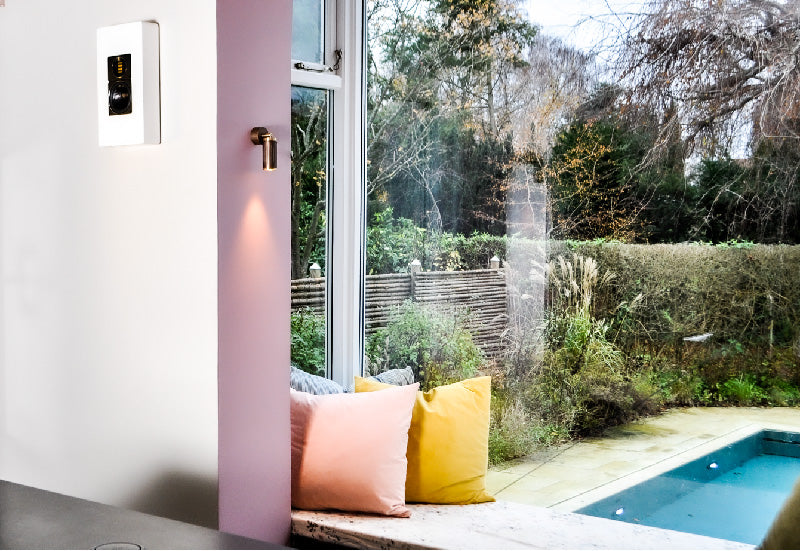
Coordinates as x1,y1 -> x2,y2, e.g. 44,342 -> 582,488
290,383 -> 419,517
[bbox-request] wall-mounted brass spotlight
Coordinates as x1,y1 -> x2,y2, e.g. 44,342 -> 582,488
250,127 -> 278,171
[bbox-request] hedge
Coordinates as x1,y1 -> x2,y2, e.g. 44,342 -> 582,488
367,220 -> 800,352
566,242 -> 800,349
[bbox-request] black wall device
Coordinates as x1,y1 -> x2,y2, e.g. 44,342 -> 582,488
107,54 -> 132,116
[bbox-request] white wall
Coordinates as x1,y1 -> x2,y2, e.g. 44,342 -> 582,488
0,1 -> 220,527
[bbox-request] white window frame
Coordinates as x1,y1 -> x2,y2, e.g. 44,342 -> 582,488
291,0 -> 365,388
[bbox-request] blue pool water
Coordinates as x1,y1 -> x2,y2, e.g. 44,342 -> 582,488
577,430 -> 800,544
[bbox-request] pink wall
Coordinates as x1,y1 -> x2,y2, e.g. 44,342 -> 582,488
217,0 -> 292,543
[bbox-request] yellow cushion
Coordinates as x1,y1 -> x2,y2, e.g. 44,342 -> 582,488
355,375 -> 495,504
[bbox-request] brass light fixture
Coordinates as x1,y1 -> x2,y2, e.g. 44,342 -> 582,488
250,127 -> 278,171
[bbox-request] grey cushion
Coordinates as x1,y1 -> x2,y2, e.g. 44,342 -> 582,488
368,367 -> 415,386
290,365 -> 344,395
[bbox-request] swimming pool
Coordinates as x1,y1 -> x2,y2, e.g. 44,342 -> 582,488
576,429 -> 800,545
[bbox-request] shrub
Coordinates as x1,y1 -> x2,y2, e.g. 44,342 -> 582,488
290,308 -> 325,377
764,378 -> 800,406
488,392 -> 537,465
716,375 -> 768,406
366,209 -> 512,273
489,378 -> 570,465
366,208 -> 428,274
365,300 -> 485,390
653,367 -> 708,406
522,253 -> 666,436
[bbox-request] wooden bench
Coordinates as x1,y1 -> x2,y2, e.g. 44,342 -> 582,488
292,500 -> 752,549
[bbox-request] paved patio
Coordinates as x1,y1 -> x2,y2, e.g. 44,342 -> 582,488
486,407 -> 800,512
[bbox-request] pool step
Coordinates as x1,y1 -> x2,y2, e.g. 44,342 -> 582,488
762,430 -> 800,458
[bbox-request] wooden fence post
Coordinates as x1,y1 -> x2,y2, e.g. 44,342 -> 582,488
409,259 -> 421,301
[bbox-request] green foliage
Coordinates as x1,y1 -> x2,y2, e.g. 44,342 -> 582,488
763,378 -> 800,407
366,208 -> 428,274
652,367 -> 708,406
366,208 -> 508,273
540,315 -> 664,436
688,142 -> 800,244
548,241 -> 800,417
639,172 -> 701,243
716,376 -> 767,406
547,119 -> 641,241
291,87 -> 328,279
527,253 -> 663,436
488,386 -> 568,465
689,158 -> 750,244
488,391 -> 536,465
567,241 -> 800,351
544,87 -> 689,244
367,0 -> 537,241
365,300 -> 485,390
290,308 -> 325,377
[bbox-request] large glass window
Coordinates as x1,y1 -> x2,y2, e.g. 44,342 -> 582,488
364,0 -> 800,473
290,0 -> 365,385
289,2 -> 800,539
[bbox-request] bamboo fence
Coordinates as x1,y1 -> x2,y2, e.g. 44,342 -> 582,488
291,269 -> 507,356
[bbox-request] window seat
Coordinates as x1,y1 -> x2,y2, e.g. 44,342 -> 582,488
291,500 -> 753,549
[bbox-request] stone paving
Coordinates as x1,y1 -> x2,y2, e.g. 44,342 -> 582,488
486,407 -> 800,512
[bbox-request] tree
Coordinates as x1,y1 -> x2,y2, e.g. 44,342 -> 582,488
690,158 -> 750,243
290,89 -> 327,279
417,0 -> 537,136
690,145 -> 800,244
610,0 -> 800,244
366,0 -> 537,239
511,34 -> 597,157
544,84 -> 693,243
546,118 -> 641,241
617,0 -> 800,154
748,135 -> 800,243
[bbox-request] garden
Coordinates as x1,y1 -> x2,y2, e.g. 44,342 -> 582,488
290,0 -> 800,465
291,232 -> 800,464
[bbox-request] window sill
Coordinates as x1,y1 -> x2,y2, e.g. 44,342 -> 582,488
292,501 -> 753,549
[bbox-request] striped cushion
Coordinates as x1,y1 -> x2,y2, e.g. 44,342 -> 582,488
290,365 -> 344,395
369,367 -> 415,386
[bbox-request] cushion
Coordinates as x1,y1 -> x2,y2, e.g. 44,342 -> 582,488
355,375 -> 495,505
368,366 -> 415,386
290,383 -> 419,517
760,475 -> 800,549
290,365 -> 344,395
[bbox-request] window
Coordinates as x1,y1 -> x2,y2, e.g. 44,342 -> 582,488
363,0 -> 544,394
290,0 -> 365,386
291,0 -> 800,526
364,0 -> 800,455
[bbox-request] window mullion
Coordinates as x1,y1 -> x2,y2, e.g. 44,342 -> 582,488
328,0 -> 365,388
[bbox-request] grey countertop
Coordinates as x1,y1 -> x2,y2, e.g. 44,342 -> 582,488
0,480 -> 284,550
